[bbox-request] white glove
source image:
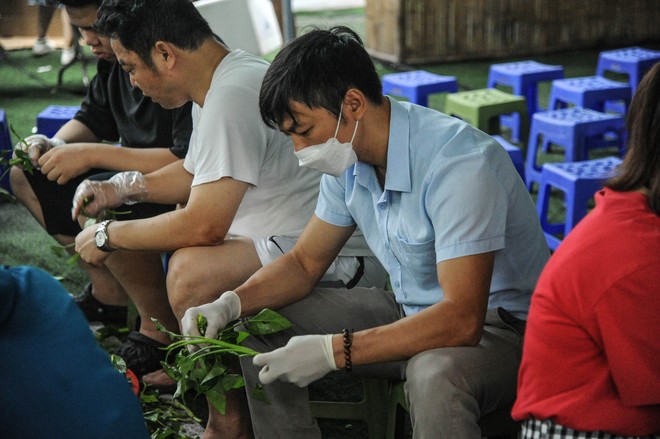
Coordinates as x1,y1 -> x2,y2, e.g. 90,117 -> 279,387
181,291 -> 242,350
15,134 -> 65,167
253,334 -> 339,387
71,171 -> 147,220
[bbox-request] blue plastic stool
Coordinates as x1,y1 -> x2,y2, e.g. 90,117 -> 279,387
596,46 -> 660,95
488,61 -> 564,142
36,105 -> 80,137
492,135 -> 524,180
525,107 -> 625,191
382,70 -> 458,107
0,109 -> 13,194
536,156 -> 622,250
548,76 -> 632,114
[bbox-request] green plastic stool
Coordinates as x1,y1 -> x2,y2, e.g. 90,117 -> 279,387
386,381 -> 520,439
444,88 -> 529,143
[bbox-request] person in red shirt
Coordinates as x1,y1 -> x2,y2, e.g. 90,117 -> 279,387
512,63 -> 660,437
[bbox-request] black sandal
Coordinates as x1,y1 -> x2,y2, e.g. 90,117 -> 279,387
115,331 -> 169,378
75,282 -> 128,326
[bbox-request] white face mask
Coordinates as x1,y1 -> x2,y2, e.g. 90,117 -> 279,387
294,106 -> 359,177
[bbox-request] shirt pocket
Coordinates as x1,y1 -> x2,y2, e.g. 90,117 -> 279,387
392,235 -> 438,290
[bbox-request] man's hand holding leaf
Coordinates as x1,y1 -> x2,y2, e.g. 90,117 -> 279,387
14,134 -> 65,168
181,291 -> 242,351
39,144 -> 92,184
71,171 -> 147,220
74,222 -> 112,267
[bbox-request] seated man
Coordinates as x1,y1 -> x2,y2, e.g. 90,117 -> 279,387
10,0 -> 192,377
182,27 -> 551,438
73,1 -> 386,432
0,265 -> 149,438
512,63 -> 660,438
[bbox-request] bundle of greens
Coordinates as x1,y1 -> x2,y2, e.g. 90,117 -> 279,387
0,126 -> 33,199
154,308 -> 291,414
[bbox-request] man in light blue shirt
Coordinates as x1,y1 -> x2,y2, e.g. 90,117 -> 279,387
182,26 -> 550,438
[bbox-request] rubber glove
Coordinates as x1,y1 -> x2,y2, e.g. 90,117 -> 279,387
181,291 -> 242,351
253,334 -> 339,387
14,134 -> 65,167
71,171 -> 147,220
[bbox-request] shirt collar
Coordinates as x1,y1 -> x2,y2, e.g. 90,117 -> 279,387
384,97 -> 412,192
353,97 -> 412,193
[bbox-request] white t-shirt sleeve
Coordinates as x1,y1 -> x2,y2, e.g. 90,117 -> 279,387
184,82 -> 267,187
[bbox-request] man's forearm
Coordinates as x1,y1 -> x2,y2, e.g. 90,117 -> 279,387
105,207 -> 215,253
54,119 -> 100,143
82,145 -> 183,175
235,251 -> 321,316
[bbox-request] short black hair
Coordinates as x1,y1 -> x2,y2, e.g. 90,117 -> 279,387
259,26 -> 383,130
95,0 -> 213,68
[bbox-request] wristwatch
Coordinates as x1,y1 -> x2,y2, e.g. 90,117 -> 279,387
95,219 -> 115,252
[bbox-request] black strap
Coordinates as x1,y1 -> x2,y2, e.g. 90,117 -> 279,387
344,257 -> 365,289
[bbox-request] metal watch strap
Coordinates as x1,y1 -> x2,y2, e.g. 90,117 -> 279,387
97,219 -> 115,252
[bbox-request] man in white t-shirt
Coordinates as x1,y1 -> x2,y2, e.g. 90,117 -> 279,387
72,0 -> 385,434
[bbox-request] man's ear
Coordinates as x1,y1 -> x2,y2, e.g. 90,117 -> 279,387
344,88 -> 367,121
153,41 -> 176,69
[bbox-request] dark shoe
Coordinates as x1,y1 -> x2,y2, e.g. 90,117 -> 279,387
75,282 -> 128,326
116,331 -> 169,378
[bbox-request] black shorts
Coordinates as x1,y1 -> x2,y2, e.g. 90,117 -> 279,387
25,170 -> 176,236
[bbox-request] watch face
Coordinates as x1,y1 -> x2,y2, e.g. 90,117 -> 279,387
95,230 -> 106,247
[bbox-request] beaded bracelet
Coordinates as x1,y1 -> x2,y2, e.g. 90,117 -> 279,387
342,328 -> 353,372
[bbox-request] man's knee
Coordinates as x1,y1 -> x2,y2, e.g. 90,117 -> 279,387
9,167 -> 32,204
406,349 -> 465,398
166,249 -> 201,317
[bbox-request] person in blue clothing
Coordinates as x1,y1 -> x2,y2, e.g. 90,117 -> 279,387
181,26 -> 550,438
0,265 -> 149,439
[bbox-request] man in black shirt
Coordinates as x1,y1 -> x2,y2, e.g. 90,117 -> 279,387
10,0 -> 192,378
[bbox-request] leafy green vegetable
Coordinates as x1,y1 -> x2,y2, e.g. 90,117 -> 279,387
0,125 -> 34,200
154,308 -> 291,415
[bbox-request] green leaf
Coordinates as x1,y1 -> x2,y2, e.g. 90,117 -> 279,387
110,354 -> 127,374
235,331 -> 250,344
200,360 -> 228,388
206,387 -> 227,415
244,308 -> 292,335
251,384 -> 270,405
197,313 -> 208,335
221,373 -> 245,392
66,253 -> 81,265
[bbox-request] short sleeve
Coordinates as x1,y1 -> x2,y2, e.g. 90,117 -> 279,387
168,101 -> 193,159
315,174 -> 356,227
73,60 -> 120,142
425,132 -> 507,262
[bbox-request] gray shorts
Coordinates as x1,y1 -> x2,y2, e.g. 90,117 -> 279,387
250,235 -> 387,289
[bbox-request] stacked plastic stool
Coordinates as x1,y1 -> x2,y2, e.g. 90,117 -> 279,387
596,46 -> 660,94
444,88 -> 528,141
536,156 -> 622,250
487,60 -> 564,142
492,135 -> 524,180
548,75 -> 632,114
36,105 -> 80,137
0,109 -> 13,194
525,107 -> 625,191
382,70 -> 458,107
